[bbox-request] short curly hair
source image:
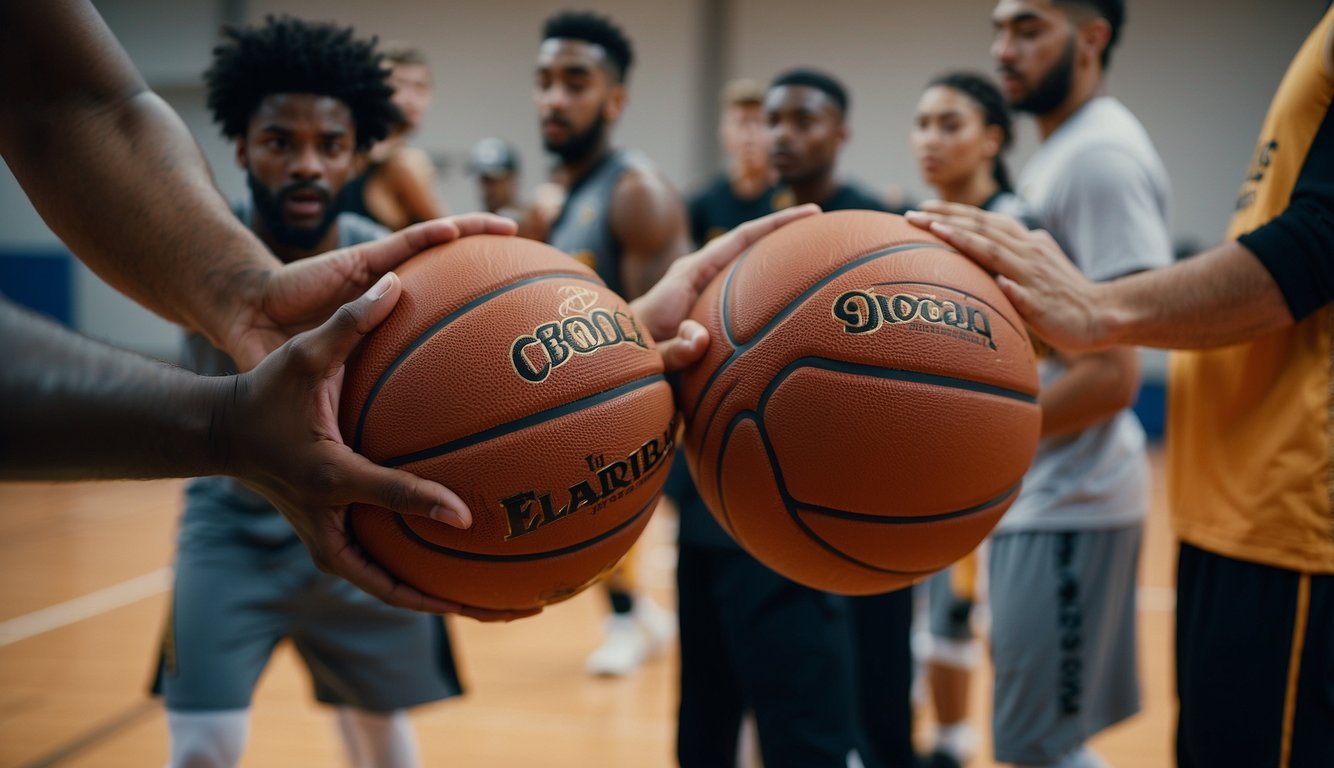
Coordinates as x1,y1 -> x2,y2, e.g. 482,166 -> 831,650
205,16 -> 398,150
541,11 -> 634,82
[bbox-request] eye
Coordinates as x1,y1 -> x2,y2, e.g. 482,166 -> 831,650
264,136 -> 289,151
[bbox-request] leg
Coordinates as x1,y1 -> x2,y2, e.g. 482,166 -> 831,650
990,528 -> 1141,765
676,545 -> 745,767
1175,542 -> 1334,768
849,587 -> 916,768
166,709 -> 249,768
335,707 -> 419,768
722,551 -> 865,768
925,561 -> 982,765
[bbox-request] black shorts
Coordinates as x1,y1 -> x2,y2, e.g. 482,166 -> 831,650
1176,542 -> 1334,768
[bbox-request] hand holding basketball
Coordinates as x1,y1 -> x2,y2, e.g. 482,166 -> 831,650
230,273 -> 535,622
632,204 -> 821,370
907,201 -> 1109,352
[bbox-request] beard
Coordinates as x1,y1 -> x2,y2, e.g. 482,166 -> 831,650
1008,36 -> 1076,115
246,172 -> 337,254
544,110 -> 607,164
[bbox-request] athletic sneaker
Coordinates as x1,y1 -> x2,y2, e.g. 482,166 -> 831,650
585,597 -> 677,676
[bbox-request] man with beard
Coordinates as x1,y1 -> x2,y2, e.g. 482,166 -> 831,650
530,9 -> 687,677
977,2 -> 1171,767
149,17 -> 463,767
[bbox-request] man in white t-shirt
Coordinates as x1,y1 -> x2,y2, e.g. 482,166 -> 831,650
985,2 -> 1171,767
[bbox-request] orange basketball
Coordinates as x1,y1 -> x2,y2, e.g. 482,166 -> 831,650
678,211 -> 1041,594
339,235 -> 677,612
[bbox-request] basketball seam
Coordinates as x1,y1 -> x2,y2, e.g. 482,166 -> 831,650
379,373 -> 667,467
352,271 -> 602,450
690,241 -> 944,424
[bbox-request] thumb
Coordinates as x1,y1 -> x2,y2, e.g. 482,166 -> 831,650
656,320 -> 709,373
342,452 -> 473,528
309,272 -> 404,367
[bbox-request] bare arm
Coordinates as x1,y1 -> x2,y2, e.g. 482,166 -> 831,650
1038,347 -> 1140,438
0,292 -> 532,621
0,0 -> 277,338
383,146 -> 448,224
907,204 -> 1294,351
609,168 -> 689,299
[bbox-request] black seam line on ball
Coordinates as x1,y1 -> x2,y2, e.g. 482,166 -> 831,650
692,241 -> 943,424
795,483 -> 1022,524
380,373 -> 666,468
695,354 -> 1039,493
386,489 -> 663,562
353,271 -> 600,451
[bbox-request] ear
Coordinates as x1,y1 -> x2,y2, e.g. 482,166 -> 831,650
234,137 -> 248,170
982,123 -> 1004,159
604,82 -> 627,124
836,120 -> 850,148
1079,17 -> 1112,68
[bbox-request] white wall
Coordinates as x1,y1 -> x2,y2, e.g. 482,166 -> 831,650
0,0 -> 1323,359
729,0 -> 1320,243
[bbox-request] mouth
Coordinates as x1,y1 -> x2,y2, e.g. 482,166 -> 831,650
998,70 -> 1024,95
282,187 -> 327,220
541,118 -> 570,142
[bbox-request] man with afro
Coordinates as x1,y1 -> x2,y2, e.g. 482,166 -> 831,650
149,16 -> 462,767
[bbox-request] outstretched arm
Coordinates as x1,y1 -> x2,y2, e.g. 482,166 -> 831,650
906,202 -> 1298,351
0,0 -> 277,339
0,290 -> 532,621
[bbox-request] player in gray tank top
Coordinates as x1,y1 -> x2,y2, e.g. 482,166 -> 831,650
530,10 -> 688,680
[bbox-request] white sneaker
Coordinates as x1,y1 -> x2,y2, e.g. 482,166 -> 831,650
586,615 -> 647,676
633,595 -> 678,656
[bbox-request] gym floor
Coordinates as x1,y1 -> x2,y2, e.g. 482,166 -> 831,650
0,448 -> 1176,767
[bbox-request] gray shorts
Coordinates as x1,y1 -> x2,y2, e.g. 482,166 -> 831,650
151,489 -> 462,712
988,526 -> 1141,764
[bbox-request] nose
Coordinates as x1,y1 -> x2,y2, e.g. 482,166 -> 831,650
289,142 -> 323,181
992,30 -> 1017,66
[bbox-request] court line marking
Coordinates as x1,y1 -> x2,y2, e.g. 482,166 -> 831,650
0,567 -> 171,647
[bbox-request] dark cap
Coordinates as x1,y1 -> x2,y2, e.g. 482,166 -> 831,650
469,138 -> 518,178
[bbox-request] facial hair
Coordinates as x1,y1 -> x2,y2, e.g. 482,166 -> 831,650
1009,35 -> 1076,115
544,109 -> 607,165
246,172 -> 337,254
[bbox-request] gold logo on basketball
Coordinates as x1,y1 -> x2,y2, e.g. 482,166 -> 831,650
557,285 -> 599,316
833,289 -> 996,350
510,290 -> 649,383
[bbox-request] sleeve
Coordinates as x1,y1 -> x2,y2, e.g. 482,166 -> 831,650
1238,106 -> 1334,322
1239,184 -> 1334,322
1048,145 -> 1174,282
687,188 -> 709,249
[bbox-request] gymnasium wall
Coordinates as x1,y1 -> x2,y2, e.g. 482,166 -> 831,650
0,0 -> 1321,369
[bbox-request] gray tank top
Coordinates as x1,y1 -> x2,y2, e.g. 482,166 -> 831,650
547,149 -> 641,297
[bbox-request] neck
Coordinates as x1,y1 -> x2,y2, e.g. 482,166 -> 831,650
1036,77 -> 1103,140
789,171 -> 838,207
559,140 -> 613,186
936,168 -> 999,208
253,220 -> 336,264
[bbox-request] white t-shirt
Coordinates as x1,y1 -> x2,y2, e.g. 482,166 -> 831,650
997,96 -> 1173,533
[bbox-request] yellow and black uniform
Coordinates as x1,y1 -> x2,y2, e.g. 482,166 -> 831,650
1168,7 -> 1334,767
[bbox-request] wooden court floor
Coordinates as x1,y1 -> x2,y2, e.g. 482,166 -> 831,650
0,449 -> 1177,767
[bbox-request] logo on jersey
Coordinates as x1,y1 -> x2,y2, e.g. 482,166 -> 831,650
833,288 -> 996,350
1235,139 -> 1278,212
511,288 -> 648,383
499,418 -> 676,541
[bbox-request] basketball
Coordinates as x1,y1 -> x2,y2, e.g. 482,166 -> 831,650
678,210 -> 1041,595
338,235 -> 677,612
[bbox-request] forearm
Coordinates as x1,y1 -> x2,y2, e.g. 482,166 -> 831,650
1037,347 -> 1140,439
0,301 -> 230,481
1099,240 -> 1293,349
0,0 -> 277,345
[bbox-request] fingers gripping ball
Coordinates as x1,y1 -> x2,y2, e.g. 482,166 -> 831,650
678,211 -> 1040,595
339,235 -> 677,612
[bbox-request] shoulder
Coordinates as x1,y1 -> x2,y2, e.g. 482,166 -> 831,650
612,160 -> 681,213
382,145 -> 436,180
